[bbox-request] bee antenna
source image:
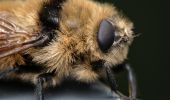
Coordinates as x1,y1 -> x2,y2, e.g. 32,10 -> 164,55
133,33 -> 142,38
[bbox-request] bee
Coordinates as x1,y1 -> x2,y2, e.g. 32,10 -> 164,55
0,0 -> 137,100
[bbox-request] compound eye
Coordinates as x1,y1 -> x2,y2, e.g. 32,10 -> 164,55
97,19 -> 115,52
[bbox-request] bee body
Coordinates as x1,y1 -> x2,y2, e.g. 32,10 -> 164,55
0,0 -> 136,99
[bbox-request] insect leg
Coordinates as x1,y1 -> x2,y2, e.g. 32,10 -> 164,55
105,67 -> 129,99
113,62 -> 137,99
0,67 -> 19,78
125,63 -> 137,100
105,66 -> 118,93
36,73 -> 54,100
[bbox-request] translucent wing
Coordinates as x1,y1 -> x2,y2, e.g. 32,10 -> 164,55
0,12 -> 48,58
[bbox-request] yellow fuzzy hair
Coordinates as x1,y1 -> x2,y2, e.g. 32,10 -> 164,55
0,0 -> 134,84
32,0 -> 134,82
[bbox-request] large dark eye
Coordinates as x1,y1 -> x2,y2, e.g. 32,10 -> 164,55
97,19 -> 115,52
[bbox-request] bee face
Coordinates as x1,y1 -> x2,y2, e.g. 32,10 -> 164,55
94,16 -> 134,67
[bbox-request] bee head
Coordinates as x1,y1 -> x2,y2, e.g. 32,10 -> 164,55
94,16 -> 134,67
97,18 -> 133,53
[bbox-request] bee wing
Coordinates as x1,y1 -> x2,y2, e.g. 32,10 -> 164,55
0,12 -> 48,58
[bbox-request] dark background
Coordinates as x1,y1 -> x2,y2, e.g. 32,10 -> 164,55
0,0 -> 169,100
99,0 -> 169,100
